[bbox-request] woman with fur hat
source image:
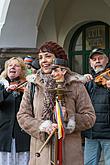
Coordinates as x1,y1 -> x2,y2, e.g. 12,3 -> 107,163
17,41 -> 96,165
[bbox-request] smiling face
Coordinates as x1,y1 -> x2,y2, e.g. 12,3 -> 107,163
89,53 -> 109,73
7,59 -> 22,80
51,66 -> 67,82
38,51 -> 55,74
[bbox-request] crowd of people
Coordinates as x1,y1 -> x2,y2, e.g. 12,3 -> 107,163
0,41 -> 110,165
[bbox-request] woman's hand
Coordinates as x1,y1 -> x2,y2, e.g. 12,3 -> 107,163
46,123 -> 57,135
6,84 -> 18,92
65,116 -> 76,134
39,120 -> 57,135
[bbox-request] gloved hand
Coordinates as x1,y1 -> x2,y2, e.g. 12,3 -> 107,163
65,116 -> 75,134
39,120 -> 52,132
39,120 -> 52,142
39,120 -> 57,135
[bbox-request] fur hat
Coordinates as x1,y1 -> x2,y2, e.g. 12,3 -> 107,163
38,41 -> 68,60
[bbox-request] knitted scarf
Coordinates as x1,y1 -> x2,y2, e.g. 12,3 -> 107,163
37,70 -> 56,120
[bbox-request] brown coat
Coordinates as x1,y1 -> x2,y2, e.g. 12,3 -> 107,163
17,72 -> 96,165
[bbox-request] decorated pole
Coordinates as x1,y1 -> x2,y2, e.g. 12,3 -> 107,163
49,57 -> 69,165
54,81 -> 66,165
48,80 -> 66,165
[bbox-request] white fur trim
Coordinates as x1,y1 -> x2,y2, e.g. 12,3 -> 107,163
66,116 -> 75,134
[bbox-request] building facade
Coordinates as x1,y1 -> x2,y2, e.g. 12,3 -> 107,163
0,0 -> 110,74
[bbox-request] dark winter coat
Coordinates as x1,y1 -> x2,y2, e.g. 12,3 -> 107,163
0,78 -> 30,152
84,64 -> 110,139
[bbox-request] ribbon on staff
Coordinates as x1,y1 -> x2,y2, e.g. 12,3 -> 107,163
54,98 -> 65,165
54,98 -> 65,139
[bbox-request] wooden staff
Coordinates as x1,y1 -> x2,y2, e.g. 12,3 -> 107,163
50,130 -> 58,165
48,82 -> 67,165
36,128 -> 57,157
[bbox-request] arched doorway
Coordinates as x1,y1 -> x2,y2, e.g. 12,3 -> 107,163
69,21 -> 110,74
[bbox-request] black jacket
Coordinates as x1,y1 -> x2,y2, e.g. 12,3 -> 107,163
0,78 -> 30,152
84,65 -> 110,139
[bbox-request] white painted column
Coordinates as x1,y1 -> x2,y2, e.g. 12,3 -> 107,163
0,0 -> 11,35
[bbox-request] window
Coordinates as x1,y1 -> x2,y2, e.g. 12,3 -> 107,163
69,22 -> 109,74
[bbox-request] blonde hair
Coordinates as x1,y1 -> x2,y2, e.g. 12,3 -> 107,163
0,57 -> 26,79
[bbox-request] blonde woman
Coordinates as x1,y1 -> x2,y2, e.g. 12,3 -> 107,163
0,57 -> 30,165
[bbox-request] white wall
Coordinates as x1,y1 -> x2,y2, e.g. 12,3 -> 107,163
37,0 -> 110,49
37,0 -> 57,47
0,0 -> 44,48
0,0 -> 11,35
1,0 -> 110,50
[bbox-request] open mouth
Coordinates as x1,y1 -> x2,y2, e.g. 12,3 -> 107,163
9,70 -> 16,74
95,64 -> 102,69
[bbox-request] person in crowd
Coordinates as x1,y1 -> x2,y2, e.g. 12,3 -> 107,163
83,48 -> 110,165
17,41 -> 96,165
31,58 -> 40,74
24,55 -> 34,75
26,58 -> 40,83
0,57 -> 30,165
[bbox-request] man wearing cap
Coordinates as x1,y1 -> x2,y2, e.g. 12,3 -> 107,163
84,48 -> 110,165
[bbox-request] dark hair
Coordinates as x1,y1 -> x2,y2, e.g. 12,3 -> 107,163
38,41 -> 68,60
